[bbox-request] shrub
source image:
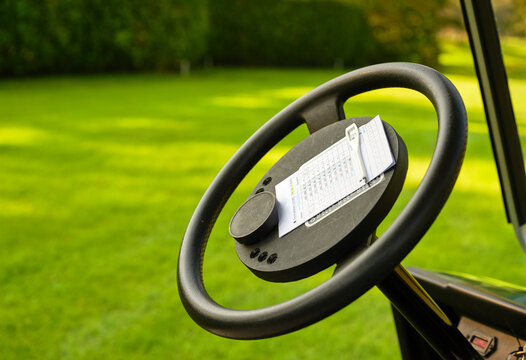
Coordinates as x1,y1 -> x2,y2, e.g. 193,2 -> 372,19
0,0 -> 446,75
209,0 -> 446,68
0,0 -> 208,75
208,0 -> 376,68
358,0 -> 446,67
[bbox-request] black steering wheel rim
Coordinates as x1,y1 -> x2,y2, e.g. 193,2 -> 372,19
178,62 -> 467,339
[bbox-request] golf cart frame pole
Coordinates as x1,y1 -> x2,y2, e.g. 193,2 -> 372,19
378,265 -> 484,360
385,3 -> 526,358
459,0 -> 526,251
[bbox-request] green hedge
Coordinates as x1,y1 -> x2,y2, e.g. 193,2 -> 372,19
0,0 -> 208,75
209,0 -> 444,68
358,0 -> 445,67
0,0 -> 445,75
208,0 -> 376,67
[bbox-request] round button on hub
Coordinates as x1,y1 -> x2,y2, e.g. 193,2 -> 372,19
229,191 -> 278,245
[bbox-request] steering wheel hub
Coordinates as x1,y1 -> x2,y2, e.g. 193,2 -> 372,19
234,116 -> 408,282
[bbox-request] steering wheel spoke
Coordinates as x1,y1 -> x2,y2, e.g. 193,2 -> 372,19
301,95 -> 346,134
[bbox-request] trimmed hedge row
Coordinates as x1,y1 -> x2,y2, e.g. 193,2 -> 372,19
0,0 -> 444,75
208,0 -> 376,67
360,0 -> 445,67
0,0 -> 207,75
209,0 -> 445,68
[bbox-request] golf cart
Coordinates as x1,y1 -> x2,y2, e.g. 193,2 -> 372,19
178,0 -> 526,359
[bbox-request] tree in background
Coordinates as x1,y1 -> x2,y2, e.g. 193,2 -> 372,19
439,0 -> 526,38
494,0 -> 526,36
0,0 -> 208,75
209,0 -> 448,69
11,0 -> 525,75
345,0 -> 446,67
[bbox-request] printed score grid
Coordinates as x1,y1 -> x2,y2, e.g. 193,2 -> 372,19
275,115 -> 396,237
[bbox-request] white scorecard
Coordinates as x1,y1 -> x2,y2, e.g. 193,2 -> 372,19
275,115 -> 395,237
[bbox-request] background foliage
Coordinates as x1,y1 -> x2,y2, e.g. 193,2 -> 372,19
0,0 -> 208,75
351,0 -> 446,67
208,0 -> 375,67
0,0 -> 447,76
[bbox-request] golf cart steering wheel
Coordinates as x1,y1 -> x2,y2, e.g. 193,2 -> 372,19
178,63 -> 467,339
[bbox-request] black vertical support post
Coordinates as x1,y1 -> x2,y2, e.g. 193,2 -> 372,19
392,305 -> 443,360
460,0 -> 526,251
378,266 -> 484,360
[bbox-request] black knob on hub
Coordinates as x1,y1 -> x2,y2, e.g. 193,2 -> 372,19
229,191 -> 278,245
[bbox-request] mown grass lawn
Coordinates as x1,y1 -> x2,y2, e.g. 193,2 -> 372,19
2,39 -> 526,359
